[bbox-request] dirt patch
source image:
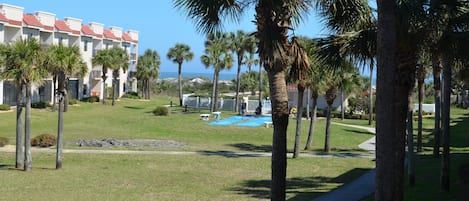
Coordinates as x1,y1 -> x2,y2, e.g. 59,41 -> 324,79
74,138 -> 187,149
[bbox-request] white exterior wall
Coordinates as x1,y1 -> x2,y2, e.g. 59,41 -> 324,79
0,4 -> 138,105
0,4 -> 23,22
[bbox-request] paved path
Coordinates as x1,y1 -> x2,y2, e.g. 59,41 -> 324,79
312,122 -> 376,201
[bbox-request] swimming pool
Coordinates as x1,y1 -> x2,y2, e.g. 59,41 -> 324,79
207,115 -> 247,126
236,116 -> 272,127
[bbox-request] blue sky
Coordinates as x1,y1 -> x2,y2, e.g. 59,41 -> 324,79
3,1 -> 330,74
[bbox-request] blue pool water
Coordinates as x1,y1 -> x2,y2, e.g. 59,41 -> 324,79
236,116 -> 272,127
208,115 -> 246,126
207,115 -> 272,127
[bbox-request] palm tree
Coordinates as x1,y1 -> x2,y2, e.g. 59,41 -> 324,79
229,30 -> 257,113
288,37 -> 311,158
174,1 -> 312,199
46,44 -> 85,169
109,47 -> 130,106
137,49 -> 161,99
201,32 -> 234,112
323,63 -> 358,153
1,38 -> 48,171
92,48 -> 113,105
167,43 -> 194,106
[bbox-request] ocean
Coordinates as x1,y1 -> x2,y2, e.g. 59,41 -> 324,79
159,72 -> 237,81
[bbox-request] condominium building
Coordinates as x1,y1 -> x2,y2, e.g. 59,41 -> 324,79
0,3 -> 139,105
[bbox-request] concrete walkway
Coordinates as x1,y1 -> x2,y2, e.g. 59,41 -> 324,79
312,122 -> 376,201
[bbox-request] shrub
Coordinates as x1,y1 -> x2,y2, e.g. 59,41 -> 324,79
31,102 -> 50,109
82,96 -> 100,103
31,134 -> 57,147
0,104 -> 10,111
122,92 -> 141,99
68,98 -> 78,105
0,137 -> 8,147
153,106 -> 169,116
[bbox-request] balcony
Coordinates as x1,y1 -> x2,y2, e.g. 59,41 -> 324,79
91,70 -> 102,80
130,53 -> 137,61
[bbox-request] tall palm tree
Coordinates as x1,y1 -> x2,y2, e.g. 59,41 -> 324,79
174,1 -> 312,199
229,30 -> 257,113
167,43 -> 194,106
137,49 -> 161,99
1,38 -> 48,171
288,37 -> 310,158
201,32 -> 234,112
46,44 -> 86,169
109,47 -> 130,106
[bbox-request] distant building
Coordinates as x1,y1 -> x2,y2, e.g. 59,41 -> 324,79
0,3 -> 139,105
287,85 -> 349,113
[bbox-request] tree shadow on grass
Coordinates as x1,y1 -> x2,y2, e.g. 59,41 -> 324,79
197,150 -> 268,158
343,129 -> 374,135
231,168 -> 372,201
123,106 -> 144,110
229,143 -> 272,152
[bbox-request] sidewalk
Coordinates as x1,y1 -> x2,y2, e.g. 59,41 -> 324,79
312,122 -> 376,201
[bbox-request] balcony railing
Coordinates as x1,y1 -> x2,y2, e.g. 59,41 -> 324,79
91,70 -> 102,80
130,53 -> 137,61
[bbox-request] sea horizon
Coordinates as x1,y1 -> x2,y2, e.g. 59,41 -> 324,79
159,71 -> 237,81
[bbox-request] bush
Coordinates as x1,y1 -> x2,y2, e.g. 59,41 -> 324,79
0,137 -> 8,147
153,106 -> 169,116
31,102 -> 50,109
31,134 -> 57,147
68,98 -> 78,105
0,104 -> 10,111
82,96 -> 100,103
122,92 -> 141,99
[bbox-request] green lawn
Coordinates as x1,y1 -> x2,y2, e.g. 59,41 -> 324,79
0,97 -> 376,200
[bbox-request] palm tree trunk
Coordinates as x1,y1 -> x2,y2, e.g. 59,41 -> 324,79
304,93 -> 318,150
52,75 -> 57,111
24,83 -> 32,171
432,56 -> 441,157
235,59 -> 242,113
64,78 -> 69,112
267,70 -> 289,201
407,110 -> 415,186
56,72 -> 65,169
258,62 -> 263,114
214,71 -> 220,112
102,73 -> 107,105
210,72 -> 217,112
368,61 -> 374,125
324,103 -> 332,153
147,79 -> 151,99
417,66 -> 425,152
178,63 -> 183,106
140,80 -> 145,99
375,0 -> 399,199
112,70 -> 118,106
340,90 -> 345,120
15,84 -> 24,169
293,85 -> 305,158
441,54 -> 451,192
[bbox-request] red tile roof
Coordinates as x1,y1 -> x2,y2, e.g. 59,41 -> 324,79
81,25 -> 102,38
55,20 -> 74,33
23,14 -> 44,29
104,29 -> 120,41
0,13 -> 8,23
122,33 -> 138,43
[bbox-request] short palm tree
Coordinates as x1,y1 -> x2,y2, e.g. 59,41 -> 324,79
92,47 -> 129,105
201,32 -> 234,112
229,30 -> 257,113
109,47 -> 129,106
137,49 -> 161,99
1,38 -> 48,171
167,43 -> 194,106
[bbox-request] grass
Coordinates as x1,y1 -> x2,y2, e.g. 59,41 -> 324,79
0,97 -> 376,200
361,106 -> 469,201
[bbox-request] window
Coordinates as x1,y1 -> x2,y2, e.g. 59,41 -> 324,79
84,41 -> 88,51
